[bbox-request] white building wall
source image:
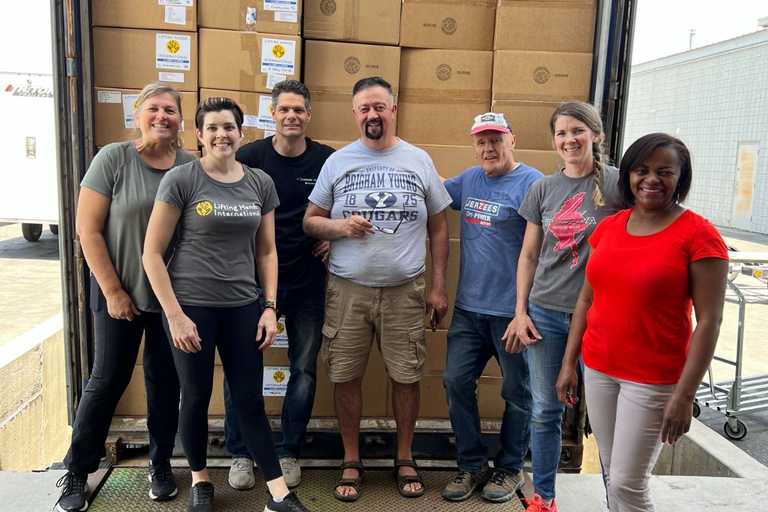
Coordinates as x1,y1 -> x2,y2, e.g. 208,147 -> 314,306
623,33 -> 768,234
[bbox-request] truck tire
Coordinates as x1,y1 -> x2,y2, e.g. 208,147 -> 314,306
22,223 -> 43,242
50,224 -> 59,235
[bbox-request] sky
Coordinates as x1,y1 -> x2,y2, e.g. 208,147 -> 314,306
632,0 -> 768,64
0,1 -> 766,74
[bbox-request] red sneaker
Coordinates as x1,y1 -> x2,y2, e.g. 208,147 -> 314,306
525,494 -> 558,512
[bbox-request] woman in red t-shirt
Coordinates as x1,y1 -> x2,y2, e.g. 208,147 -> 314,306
555,133 -> 728,512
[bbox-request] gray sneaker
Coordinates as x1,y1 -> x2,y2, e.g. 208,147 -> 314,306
481,469 -> 523,503
441,470 -> 486,502
228,457 -> 255,490
279,457 -> 301,488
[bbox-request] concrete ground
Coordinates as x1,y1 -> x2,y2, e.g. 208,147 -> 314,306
0,223 -> 61,349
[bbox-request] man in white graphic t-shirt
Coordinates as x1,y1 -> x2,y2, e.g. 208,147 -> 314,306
304,76 -> 451,502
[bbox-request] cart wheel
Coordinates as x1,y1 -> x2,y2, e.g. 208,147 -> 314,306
21,223 -> 43,242
692,402 -> 701,418
724,419 -> 747,440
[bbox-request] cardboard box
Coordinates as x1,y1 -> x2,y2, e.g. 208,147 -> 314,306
492,50 -> 593,102
303,0 -> 401,45
304,40 -> 401,141
199,29 -> 302,93
516,149 -> 562,175
398,49 -> 492,146
198,0 -> 301,35
91,0 -> 197,32
491,99 -> 557,150
94,87 -> 198,150
495,0 -> 596,52
418,144 -> 476,179
93,27 -> 198,91
200,88 -> 276,144
400,0 -> 496,50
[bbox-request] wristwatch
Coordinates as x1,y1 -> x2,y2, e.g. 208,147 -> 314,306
263,299 -> 277,312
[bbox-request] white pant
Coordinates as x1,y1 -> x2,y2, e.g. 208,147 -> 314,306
585,366 -> 674,512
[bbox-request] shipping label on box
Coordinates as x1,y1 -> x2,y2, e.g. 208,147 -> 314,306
164,6 -> 187,25
260,38 -> 296,75
159,0 -> 193,5
257,95 -> 276,130
156,33 -> 192,70
122,94 -> 139,129
272,316 -> 288,348
264,0 -> 297,12
97,90 -> 122,104
263,366 -> 291,396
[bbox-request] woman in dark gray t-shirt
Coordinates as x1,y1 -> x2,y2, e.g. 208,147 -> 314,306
56,84 -> 192,512
500,101 -> 623,511
143,97 -> 312,512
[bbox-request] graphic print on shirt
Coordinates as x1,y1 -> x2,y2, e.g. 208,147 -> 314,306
462,197 -> 501,227
543,192 -> 596,269
338,164 -> 423,228
194,199 -> 261,217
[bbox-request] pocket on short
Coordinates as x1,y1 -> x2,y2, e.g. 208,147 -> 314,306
320,324 -> 339,365
409,328 -> 427,368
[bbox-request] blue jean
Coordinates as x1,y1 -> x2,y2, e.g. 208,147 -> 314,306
443,307 -> 531,474
524,302 -> 570,500
224,286 -> 325,459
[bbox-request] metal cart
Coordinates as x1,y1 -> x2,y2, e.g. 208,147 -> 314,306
694,252 -> 768,440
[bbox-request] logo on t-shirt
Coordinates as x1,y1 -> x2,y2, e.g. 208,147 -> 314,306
463,197 -> 501,227
196,200 -> 213,217
547,192 -> 594,269
365,191 -> 398,209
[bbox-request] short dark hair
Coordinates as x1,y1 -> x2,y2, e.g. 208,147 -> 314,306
195,96 -> 244,132
352,76 -> 393,97
271,80 -> 311,109
618,133 -> 693,206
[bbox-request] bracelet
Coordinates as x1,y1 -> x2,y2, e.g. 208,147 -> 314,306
264,299 -> 277,311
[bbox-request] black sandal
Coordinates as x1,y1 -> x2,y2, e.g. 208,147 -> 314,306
333,461 -> 364,502
394,459 -> 425,498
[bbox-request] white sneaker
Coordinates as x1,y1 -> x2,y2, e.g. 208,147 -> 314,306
279,457 -> 301,488
228,457 -> 255,490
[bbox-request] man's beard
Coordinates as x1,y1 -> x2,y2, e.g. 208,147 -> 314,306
364,119 -> 383,140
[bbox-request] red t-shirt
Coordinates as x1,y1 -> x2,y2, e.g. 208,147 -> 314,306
582,208 -> 728,384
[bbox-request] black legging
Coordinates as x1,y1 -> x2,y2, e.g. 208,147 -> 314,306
166,302 -> 282,480
64,278 -> 180,474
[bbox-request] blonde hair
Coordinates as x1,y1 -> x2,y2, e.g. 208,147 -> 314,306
133,83 -> 183,150
549,101 -> 607,207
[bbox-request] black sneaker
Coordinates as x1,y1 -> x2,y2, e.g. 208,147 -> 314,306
54,472 -> 90,512
148,460 -> 178,501
188,481 -> 215,512
263,491 -> 311,512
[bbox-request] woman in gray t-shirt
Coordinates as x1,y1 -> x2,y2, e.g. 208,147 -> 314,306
500,102 -> 623,511
56,84 -> 193,512
143,97 -> 312,512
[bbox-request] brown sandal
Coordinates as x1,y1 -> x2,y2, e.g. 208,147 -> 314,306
394,459 -> 425,498
333,461 -> 364,502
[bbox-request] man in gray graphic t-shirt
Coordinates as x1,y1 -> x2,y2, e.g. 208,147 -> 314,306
304,77 -> 451,501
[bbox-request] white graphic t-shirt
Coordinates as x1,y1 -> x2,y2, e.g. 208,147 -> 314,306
309,139 -> 452,287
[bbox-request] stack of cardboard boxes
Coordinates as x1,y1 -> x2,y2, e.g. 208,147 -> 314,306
91,0 -> 199,151
198,0 -> 303,144
111,1 -> 597,424
492,0 -> 596,165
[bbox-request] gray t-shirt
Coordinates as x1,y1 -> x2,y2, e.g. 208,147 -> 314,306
519,166 -> 623,313
156,160 -> 279,307
80,141 -> 196,313
309,139 -> 452,287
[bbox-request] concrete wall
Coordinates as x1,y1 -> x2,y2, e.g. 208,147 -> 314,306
623,30 -> 768,234
0,330 -> 71,470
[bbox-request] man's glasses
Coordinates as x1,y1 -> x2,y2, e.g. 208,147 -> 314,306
372,216 -> 405,235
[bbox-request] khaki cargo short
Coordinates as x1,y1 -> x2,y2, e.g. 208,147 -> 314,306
320,274 -> 427,384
